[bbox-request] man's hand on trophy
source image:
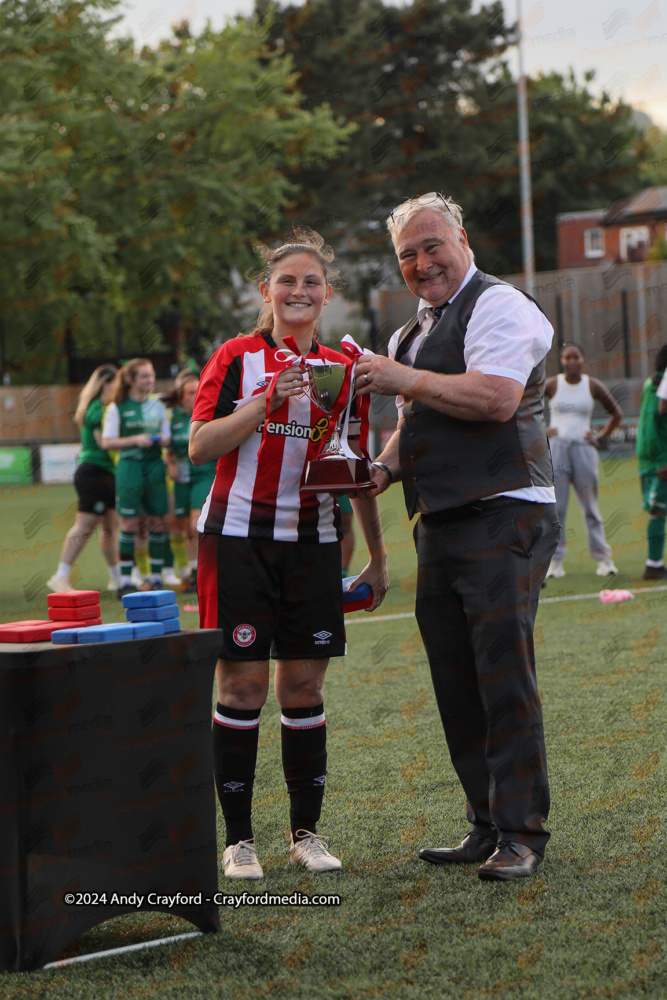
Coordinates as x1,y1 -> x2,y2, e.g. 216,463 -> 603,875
268,367 -> 307,413
367,465 -> 390,496
355,355 -> 406,397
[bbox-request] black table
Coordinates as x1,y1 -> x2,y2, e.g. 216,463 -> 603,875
0,629 -> 222,972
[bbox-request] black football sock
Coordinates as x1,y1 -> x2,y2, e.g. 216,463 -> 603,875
119,531 -> 135,583
280,702 -> 327,840
212,702 -> 260,847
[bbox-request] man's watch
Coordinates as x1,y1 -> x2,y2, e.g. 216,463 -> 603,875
371,461 -> 394,483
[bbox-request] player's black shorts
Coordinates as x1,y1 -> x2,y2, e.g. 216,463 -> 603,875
198,533 -> 345,661
74,462 -> 116,515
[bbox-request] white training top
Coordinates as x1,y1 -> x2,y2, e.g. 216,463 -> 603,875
657,370 -> 667,401
387,262 -> 556,504
102,397 -> 170,440
548,374 -> 595,442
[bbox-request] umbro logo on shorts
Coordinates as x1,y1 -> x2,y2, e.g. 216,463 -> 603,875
233,624 -> 256,647
313,630 -> 332,645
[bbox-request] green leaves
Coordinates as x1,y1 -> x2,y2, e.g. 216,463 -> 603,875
0,1 -> 351,381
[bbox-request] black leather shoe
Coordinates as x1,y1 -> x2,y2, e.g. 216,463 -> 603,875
478,841 -> 543,881
419,831 -> 497,865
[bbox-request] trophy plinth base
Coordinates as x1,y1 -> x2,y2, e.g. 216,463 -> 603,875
301,456 -> 374,496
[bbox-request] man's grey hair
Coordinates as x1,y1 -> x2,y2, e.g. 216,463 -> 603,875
386,193 -> 474,263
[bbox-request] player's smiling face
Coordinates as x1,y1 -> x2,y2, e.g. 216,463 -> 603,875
131,364 -> 155,400
261,252 -> 331,335
395,208 -> 471,307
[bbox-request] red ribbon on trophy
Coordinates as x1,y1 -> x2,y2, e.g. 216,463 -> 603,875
338,334 -> 372,464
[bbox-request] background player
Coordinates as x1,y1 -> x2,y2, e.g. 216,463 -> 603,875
636,344 -> 667,580
545,343 -> 622,579
102,358 -> 171,596
164,368 -> 217,591
47,365 -> 120,594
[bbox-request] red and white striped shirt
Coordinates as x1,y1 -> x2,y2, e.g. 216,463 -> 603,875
194,332 -> 352,543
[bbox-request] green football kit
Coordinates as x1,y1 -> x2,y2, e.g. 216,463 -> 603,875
637,374 -> 667,515
636,372 -> 667,566
169,405 -> 216,517
79,397 -> 115,474
104,397 -> 170,517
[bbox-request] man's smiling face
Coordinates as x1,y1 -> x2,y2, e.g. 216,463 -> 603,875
394,208 -> 471,307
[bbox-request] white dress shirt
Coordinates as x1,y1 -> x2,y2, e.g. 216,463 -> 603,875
387,262 -> 556,504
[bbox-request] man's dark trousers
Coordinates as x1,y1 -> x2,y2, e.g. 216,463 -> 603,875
414,499 -> 559,856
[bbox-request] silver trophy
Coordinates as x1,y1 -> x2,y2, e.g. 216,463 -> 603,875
301,362 -> 373,495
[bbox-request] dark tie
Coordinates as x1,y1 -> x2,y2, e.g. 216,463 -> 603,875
428,303 -> 446,332
394,303 -> 447,365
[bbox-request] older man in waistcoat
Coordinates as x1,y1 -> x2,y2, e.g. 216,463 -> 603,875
356,193 -> 558,880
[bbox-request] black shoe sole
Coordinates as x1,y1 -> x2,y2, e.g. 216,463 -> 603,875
478,861 -> 543,881
419,845 -> 496,865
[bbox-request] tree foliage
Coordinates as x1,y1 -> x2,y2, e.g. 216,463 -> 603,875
642,127 -> 667,186
0,0 -> 351,382
0,0 -> 650,382
255,0 -> 646,286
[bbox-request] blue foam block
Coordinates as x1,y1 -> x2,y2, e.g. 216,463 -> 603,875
125,604 -> 179,622
342,576 -> 373,613
161,618 -> 181,633
79,623 -> 134,643
121,590 -> 176,609
342,577 -> 372,603
52,628 -> 82,644
130,621 -> 165,638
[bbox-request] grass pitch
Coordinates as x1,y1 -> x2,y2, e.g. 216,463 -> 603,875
0,456 -> 664,999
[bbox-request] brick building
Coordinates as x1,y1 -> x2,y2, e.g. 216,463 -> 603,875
557,187 -> 667,269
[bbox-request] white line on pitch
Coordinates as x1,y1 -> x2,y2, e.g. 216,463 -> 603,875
42,931 -> 202,969
347,584 -> 667,624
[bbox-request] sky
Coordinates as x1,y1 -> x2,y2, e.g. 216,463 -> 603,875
113,0 -> 667,128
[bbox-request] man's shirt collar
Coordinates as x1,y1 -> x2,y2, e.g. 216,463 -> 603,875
415,262 -> 478,321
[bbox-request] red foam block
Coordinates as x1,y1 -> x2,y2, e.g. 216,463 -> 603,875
344,596 -> 374,613
0,619 -> 103,642
0,620 -> 50,630
49,605 -> 101,621
47,591 -> 100,608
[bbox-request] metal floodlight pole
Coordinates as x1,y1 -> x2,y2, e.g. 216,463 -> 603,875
516,0 -> 535,296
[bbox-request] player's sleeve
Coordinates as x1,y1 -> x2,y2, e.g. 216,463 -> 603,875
193,343 -> 242,422
85,398 -> 103,431
464,286 -> 554,386
102,402 -> 120,439
657,370 -> 667,401
158,401 -> 170,440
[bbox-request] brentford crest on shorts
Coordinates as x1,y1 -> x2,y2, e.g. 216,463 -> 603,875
233,624 -> 256,647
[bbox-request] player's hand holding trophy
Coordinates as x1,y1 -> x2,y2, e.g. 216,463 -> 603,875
300,357 -> 374,496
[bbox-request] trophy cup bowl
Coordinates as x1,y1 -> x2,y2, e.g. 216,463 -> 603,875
301,362 -> 374,496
